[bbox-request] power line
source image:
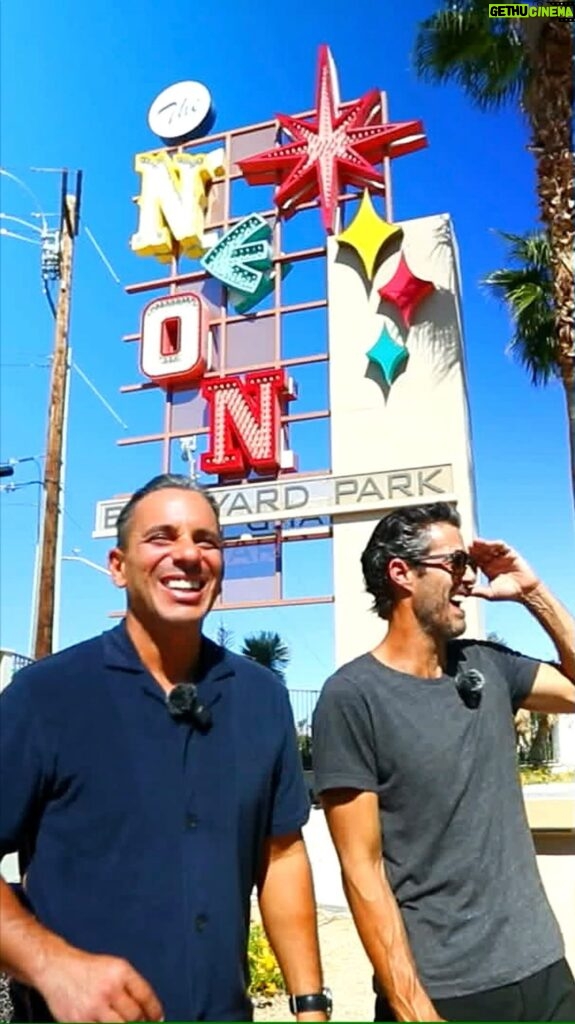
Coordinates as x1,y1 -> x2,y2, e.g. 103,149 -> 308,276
0,213 -> 42,234
72,362 -> 128,429
0,501 -> 37,509
84,226 -> 122,285
58,495 -> 88,536
0,168 -> 48,233
0,167 -> 65,319
43,281 -> 57,318
0,228 -> 40,246
1,364 -> 44,370
0,480 -> 43,492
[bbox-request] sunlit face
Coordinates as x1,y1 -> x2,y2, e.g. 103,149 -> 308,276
410,522 -> 476,641
108,488 -> 223,634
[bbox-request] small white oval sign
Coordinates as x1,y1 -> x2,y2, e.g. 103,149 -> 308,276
148,81 -> 213,142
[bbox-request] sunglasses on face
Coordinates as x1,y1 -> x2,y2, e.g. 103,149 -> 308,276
411,549 -> 477,577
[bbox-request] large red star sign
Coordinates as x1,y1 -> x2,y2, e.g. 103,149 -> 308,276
237,45 -> 427,234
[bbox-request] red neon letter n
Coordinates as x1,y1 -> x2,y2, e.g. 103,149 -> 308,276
201,369 -> 292,477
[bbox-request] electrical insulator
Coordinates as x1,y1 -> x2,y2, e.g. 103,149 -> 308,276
41,230 -> 61,281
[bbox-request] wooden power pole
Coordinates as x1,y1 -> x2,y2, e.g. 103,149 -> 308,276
34,179 -> 81,660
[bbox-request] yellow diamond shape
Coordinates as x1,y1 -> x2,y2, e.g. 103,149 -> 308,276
337,190 -> 403,281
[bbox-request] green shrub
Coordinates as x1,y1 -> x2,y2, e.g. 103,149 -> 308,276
248,923 -> 285,998
298,732 -> 313,771
519,765 -> 574,785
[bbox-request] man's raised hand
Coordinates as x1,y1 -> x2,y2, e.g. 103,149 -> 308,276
469,539 -> 540,603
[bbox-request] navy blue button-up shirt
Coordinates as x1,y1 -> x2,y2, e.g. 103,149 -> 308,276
0,624 -> 309,1021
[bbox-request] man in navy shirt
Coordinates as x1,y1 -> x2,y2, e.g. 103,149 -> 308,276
0,475 -> 330,1023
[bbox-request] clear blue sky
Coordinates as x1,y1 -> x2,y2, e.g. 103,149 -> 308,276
1,0 -> 573,691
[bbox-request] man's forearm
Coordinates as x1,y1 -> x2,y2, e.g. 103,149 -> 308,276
522,582 -> 575,681
257,836 -> 325,1018
342,859 -> 440,1023
0,878 -> 164,1022
0,878 -> 70,988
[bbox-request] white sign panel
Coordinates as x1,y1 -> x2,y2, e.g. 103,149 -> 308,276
148,81 -> 213,142
93,464 -> 454,538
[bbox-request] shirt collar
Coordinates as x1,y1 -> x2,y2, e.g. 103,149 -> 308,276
102,621 -> 235,685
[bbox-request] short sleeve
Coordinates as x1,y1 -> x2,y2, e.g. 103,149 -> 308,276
312,675 -> 378,794
268,688 -> 310,837
0,670 -> 52,859
480,641 -> 540,713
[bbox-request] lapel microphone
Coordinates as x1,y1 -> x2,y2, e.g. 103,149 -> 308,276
166,682 -> 213,732
455,669 -> 485,710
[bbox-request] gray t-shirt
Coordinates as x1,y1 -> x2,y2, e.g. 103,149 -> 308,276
312,640 -> 564,999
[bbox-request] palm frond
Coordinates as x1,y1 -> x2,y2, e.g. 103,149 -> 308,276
413,1 -> 527,111
483,231 -> 558,384
241,631 -> 290,684
494,230 -> 552,269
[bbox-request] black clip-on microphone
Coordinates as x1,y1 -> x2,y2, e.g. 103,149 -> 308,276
166,682 -> 213,732
455,669 -> 484,710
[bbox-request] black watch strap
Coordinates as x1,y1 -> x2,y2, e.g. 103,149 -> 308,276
289,988 -> 332,1017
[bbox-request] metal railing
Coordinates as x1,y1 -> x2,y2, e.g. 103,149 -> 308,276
289,689 -> 320,732
0,655 -> 322,732
0,650 -> 34,693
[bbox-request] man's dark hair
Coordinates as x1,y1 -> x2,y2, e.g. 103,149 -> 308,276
116,474 -> 221,549
361,502 -> 461,619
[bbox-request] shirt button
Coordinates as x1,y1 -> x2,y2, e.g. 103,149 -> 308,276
186,814 -> 198,830
195,913 -> 208,932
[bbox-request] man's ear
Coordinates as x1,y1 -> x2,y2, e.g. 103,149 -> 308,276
108,547 -> 127,589
387,557 -> 416,595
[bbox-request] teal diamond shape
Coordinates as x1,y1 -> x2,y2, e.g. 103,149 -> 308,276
366,327 -> 409,386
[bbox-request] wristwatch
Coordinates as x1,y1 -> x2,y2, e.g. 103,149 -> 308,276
288,987 -> 333,1018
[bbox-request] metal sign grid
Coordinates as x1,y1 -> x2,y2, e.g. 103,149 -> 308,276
107,96 -> 396,611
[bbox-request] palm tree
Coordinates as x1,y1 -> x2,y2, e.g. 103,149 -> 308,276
483,230 -> 574,496
216,619 -> 235,649
241,631 -> 290,684
486,631 -> 506,644
413,4 -> 573,399
527,712 -> 557,765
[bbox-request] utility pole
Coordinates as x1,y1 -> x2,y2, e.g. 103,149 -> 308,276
34,173 -> 82,659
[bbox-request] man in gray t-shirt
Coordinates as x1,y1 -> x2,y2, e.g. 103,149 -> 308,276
313,503 -> 575,1022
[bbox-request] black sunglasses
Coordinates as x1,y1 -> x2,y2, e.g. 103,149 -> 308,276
411,549 -> 477,577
